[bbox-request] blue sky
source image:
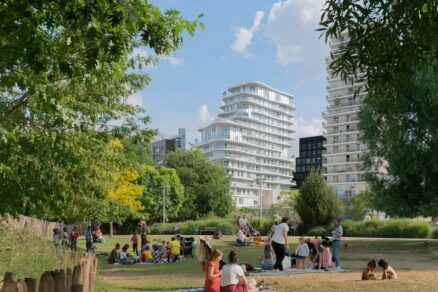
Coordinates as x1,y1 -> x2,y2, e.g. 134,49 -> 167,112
132,0 -> 329,157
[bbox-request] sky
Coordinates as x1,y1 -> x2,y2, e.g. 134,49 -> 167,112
132,0 -> 329,157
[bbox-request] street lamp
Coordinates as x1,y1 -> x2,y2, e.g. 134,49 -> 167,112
254,176 -> 266,218
161,186 -> 170,227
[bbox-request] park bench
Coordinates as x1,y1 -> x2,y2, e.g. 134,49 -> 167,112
199,226 -> 216,235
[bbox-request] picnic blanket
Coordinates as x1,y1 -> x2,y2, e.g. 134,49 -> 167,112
249,267 -> 350,276
176,287 -> 274,292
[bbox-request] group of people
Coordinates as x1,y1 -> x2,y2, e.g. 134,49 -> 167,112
362,259 -> 397,280
235,215 -> 259,246
108,234 -> 194,265
52,220 -> 105,253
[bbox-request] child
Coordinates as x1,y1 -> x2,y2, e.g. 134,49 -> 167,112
141,246 -> 153,263
70,228 -> 79,251
131,233 -> 139,256
378,259 -> 397,280
260,245 -> 276,270
170,237 -> 181,262
362,260 -> 377,280
295,237 -> 309,269
319,240 -> 333,270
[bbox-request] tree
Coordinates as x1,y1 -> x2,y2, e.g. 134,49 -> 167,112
320,0 -> 438,217
295,172 -> 342,233
138,165 -> 184,222
0,1 -> 201,219
343,189 -> 373,219
268,189 -> 298,218
165,150 -> 233,220
108,168 -> 144,212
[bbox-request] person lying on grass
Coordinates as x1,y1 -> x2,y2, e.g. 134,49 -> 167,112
378,259 -> 397,280
361,260 -> 377,280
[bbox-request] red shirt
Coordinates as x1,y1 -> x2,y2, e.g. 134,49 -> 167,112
204,260 -> 220,292
70,231 -> 79,241
131,235 -> 138,244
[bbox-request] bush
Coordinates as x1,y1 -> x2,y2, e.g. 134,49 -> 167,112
249,218 -> 276,236
149,218 -> 235,235
305,226 -> 329,237
342,219 -> 431,238
432,228 -> 438,239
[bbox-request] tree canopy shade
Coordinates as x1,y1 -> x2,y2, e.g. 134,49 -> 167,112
295,172 -> 342,233
320,0 -> 438,217
165,150 -> 234,220
0,0 -> 201,220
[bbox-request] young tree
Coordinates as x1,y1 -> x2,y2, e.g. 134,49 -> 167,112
165,150 -> 233,219
320,1 -> 438,217
295,172 -> 342,233
138,165 -> 184,222
0,1 -> 201,219
343,189 -> 374,219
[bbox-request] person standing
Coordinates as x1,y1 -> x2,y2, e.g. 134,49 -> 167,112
331,218 -> 343,268
270,217 -> 289,271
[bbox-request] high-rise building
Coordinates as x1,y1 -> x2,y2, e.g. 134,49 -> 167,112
293,136 -> 326,188
199,81 -> 295,208
322,34 -> 368,199
149,128 -> 186,166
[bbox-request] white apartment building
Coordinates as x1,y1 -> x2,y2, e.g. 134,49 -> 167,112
323,34 -> 369,199
199,81 -> 295,208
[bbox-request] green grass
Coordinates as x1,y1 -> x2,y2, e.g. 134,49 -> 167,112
93,235 -> 438,292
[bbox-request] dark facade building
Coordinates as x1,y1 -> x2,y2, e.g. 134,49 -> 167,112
149,128 -> 186,166
293,135 -> 326,188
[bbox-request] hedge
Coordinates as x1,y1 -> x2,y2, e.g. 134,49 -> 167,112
249,218 -> 276,235
304,226 -> 330,237
149,219 -> 235,235
432,228 -> 438,239
342,219 -> 431,238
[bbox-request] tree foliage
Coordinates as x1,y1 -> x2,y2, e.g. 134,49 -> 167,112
0,0 -> 201,220
165,150 -> 233,220
138,165 -> 184,222
295,172 -> 342,233
343,189 -> 373,219
320,0 -> 438,217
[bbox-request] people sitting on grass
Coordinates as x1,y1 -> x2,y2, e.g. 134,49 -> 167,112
362,260 -> 377,280
120,244 -> 135,264
108,243 -> 121,264
141,246 -> 153,263
378,259 -> 397,280
170,236 -> 181,262
260,245 -> 276,270
220,251 -> 259,292
236,227 -> 252,246
204,249 -> 223,292
319,239 -> 333,270
295,237 -> 309,269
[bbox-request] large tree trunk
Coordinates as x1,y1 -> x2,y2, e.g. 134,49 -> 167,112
109,222 -> 113,237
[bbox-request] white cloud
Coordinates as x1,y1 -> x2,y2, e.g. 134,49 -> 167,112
231,10 -> 265,57
161,55 -> 185,66
127,93 -> 144,108
292,116 -> 324,157
132,47 -> 184,66
198,104 -> 213,127
265,0 -> 328,77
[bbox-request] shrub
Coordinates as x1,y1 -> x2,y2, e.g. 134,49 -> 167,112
342,219 -> 431,238
432,228 -> 438,239
249,218 -> 276,235
149,218 -> 235,235
305,226 -> 329,237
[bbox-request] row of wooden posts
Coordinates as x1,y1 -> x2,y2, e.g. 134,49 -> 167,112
1,254 -> 97,292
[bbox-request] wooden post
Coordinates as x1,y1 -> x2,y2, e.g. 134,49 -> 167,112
71,284 -> 83,292
24,278 -> 36,292
51,270 -> 67,292
16,280 -> 27,292
66,268 -> 73,292
39,272 -> 55,292
3,272 -> 18,292
72,265 -> 82,286
109,222 -> 113,237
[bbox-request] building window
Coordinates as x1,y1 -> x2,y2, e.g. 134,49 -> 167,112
239,198 -> 244,204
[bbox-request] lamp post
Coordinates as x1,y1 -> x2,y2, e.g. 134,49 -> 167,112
161,186 -> 170,227
254,176 -> 266,218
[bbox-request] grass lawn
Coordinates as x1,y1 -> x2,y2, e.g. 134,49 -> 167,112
90,235 -> 438,292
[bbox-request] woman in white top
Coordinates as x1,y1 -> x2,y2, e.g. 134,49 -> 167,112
270,217 -> 289,271
220,251 -> 258,292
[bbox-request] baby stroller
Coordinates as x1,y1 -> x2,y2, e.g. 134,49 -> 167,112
182,237 -> 194,257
